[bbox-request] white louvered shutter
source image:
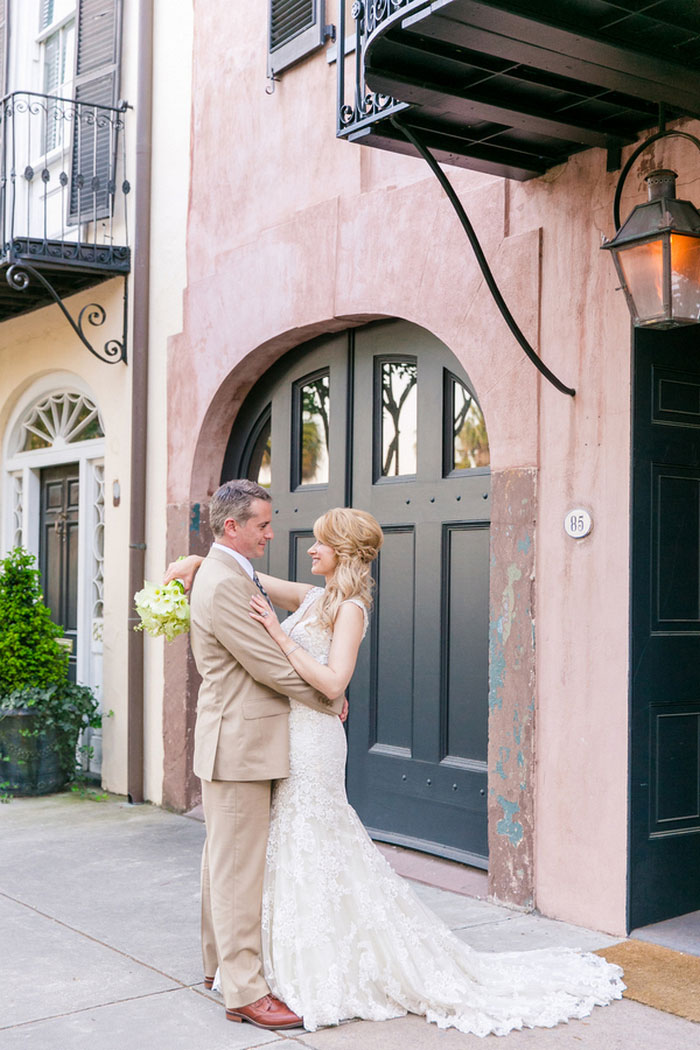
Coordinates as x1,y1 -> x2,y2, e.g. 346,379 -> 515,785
69,0 -> 123,224
269,0 -> 326,77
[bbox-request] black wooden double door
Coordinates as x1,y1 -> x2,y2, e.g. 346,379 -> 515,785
631,327 -> 700,928
225,321 -> 491,865
39,463 -> 80,681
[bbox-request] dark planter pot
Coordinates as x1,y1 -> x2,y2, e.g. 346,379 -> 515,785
0,710 -> 68,796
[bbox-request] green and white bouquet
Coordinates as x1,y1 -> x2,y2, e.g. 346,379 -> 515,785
134,579 -> 190,641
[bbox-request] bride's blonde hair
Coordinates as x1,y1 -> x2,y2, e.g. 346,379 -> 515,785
314,508 -> 383,632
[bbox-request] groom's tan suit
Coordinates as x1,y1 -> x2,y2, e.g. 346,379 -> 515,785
189,546 -> 341,1009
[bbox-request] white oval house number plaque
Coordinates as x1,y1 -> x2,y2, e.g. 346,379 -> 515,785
564,508 -> 592,539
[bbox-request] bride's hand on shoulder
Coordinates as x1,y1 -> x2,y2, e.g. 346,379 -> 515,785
163,554 -> 203,592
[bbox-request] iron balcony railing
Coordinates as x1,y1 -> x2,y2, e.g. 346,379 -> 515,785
336,0 -> 418,139
0,90 -> 130,274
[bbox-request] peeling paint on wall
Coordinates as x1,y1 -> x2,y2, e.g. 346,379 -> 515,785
496,795 -> 524,846
495,746 -> 511,780
488,468 -> 537,910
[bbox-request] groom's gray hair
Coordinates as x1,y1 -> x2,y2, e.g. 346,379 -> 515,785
209,479 -> 271,537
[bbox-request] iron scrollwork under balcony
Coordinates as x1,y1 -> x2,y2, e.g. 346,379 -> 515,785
0,91 -> 131,363
337,1 -> 414,140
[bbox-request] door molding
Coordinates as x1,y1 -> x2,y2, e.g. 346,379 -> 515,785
2,374 -> 106,769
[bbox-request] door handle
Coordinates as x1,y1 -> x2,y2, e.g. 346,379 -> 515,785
54,512 -> 67,540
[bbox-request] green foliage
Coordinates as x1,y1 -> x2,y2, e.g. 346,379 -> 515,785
0,548 -> 67,696
0,549 -> 101,797
1,684 -> 101,781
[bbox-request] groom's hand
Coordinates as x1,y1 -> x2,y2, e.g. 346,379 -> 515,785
339,698 -> 349,723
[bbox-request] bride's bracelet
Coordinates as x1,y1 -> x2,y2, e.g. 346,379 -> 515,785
284,644 -> 300,658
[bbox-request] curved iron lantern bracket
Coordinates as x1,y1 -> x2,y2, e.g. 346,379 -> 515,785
390,118 -> 575,398
4,262 -> 128,365
612,128 -> 700,232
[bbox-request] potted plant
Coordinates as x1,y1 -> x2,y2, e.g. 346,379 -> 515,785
0,547 -> 101,796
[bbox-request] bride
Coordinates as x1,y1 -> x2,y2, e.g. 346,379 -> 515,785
171,506 -> 623,1036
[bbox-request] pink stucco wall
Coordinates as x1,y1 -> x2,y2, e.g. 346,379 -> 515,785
166,1 -> 700,933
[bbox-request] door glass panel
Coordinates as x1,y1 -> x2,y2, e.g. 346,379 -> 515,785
379,359 -> 417,477
296,371 -> 330,486
447,373 -> 490,472
246,409 -> 272,488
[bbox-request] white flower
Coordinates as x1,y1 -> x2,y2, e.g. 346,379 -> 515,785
134,580 -> 190,641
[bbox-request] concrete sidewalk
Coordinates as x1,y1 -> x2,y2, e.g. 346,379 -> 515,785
1,794 -> 697,1050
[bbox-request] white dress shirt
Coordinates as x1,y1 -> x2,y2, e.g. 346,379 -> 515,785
212,542 -> 255,580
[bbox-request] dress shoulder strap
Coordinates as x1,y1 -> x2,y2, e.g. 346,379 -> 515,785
301,585 -> 324,609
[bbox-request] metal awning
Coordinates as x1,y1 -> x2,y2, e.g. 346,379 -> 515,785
339,0 -> 700,180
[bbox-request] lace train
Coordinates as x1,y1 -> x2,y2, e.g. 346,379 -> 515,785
260,588 -> 624,1035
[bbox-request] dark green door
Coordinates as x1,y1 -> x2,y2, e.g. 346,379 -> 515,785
39,464 -> 80,682
224,320 -> 491,865
630,327 -> 700,929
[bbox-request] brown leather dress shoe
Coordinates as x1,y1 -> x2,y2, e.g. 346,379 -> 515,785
203,976 -> 215,990
225,994 -> 303,1029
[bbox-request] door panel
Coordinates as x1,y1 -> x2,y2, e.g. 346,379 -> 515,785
444,524 -> 490,762
350,322 -> 490,864
630,327 -> 700,928
39,463 -> 80,681
226,320 -> 491,866
266,335 -> 348,583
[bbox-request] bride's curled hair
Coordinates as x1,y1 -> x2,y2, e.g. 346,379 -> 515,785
314,508 -> 383,633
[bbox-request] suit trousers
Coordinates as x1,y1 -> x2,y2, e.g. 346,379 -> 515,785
200,778 -> 272,1008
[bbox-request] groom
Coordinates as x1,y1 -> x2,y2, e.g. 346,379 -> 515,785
189,479 -> 343,1029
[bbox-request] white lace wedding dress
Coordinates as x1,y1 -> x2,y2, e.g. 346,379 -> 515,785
260,587 -> 624,1036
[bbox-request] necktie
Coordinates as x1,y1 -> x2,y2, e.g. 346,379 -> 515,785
252,571 -> 273,609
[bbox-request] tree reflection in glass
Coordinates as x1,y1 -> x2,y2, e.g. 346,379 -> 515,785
381,361 -> 417,476
300,373 -> 330,485
453,379 -> 489,469
248,411 -> 272,488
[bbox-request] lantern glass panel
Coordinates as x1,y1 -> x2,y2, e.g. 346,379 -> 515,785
617,239 -> 666,324
670,234 -> 700,323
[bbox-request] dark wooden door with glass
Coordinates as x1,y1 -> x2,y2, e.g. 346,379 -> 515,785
39,463 -> 79,682
224,320 -> 491,865
630,327 -> 700,928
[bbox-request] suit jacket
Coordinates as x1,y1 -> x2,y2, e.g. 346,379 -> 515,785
189,546 -> 341,781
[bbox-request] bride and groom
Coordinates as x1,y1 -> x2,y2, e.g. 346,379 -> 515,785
166,478 -> 623,1036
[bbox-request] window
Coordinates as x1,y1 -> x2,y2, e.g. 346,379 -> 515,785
443,371 -> 489,473
39,0 -> 76,151
268,0 -> 327,77
17,391 -> 104,453
376,358 -> 417,479
293,370 -> 330,487
245,407 -> 272,489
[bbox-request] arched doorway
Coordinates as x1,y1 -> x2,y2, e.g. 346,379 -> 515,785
3,378 -> 106,776
225,320 -> 491,865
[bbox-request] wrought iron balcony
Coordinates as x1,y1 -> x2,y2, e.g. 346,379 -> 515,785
337,1 -> 700,181
0,90 -> 130,340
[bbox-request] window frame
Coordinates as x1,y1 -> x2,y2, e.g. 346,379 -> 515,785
268,0 -> 327,78
373,354 -> 419,484
442,369 -> 490,478
291,367 -> 331,491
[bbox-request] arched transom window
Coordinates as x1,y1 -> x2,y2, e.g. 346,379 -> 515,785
17,391 -> 104,453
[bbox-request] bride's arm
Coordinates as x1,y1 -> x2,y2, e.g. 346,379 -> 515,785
163,554 -> 202,591
163,557 -> 310,612
256,573 -> 311,612
250,594 -> 364,700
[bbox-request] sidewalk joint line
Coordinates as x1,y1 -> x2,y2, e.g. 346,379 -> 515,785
0,984 -> 190,1032
0,889 -> 191,988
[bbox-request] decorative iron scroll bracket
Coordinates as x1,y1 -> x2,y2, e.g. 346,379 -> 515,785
5,262 -> 128,364
612,128 -> 700,232
391,118 -> 576,398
